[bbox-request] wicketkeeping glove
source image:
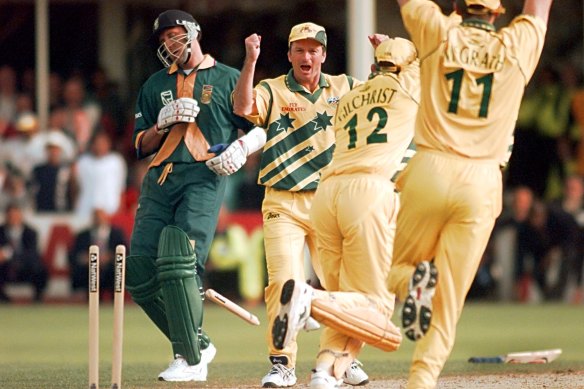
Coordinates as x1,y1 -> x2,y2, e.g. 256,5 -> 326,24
206,140 -> 248,176
157,97 -> 200,133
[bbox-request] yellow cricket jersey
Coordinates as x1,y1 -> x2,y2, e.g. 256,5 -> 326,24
321,62 -> 420,182
401,0 -> 547,164
245,70 -> 360,191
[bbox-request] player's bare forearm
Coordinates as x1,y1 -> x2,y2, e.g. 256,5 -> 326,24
233,34 -> 261,116
137,125 -> 165,156
396,0 -> 409,7
523,0 -> 553,24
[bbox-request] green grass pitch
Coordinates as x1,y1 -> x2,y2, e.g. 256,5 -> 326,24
1,301 -> 583,388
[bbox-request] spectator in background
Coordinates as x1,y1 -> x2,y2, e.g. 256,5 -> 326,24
1,112 -> 43,179
74,130 -> 127,220
0,65 -> 18,137
56,75 -> 102,153
14,92 -> 35,118
0,166 -> 29,212
508,65 -> 573,199
89,67 -> 126,143
47,111 -> 79,161
515,195 -> 573,301
0,203 -> 47,302
2,112 -> 77,180
29,132 -> 78,213
486,186 -> 537,301
68,207 -> 127,300
547,174 -> 584,303
19,67 -> 36,98
49,72 -> 64,111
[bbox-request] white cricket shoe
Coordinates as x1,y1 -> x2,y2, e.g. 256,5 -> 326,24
272,279 -> 313,350
261,363 -> 297,388
343,360 -> 369,386
402,261 -> 438,341
158,342 -> 217,382
310,369 -> 343,389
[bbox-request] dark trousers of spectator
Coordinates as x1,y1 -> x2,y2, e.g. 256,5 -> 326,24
70,261 -> 115,300
0,256 -> 48,302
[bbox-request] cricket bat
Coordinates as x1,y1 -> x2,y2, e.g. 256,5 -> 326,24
205,288 -> 260,326
468,348 -> 562,364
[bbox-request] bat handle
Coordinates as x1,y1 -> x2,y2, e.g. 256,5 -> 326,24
468,356 -> 504,363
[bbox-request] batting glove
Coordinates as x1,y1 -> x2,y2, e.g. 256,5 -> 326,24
157,97 -> 200,133
206,140 -> 248,176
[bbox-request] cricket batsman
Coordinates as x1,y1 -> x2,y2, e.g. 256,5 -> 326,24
125,9 -> 262,382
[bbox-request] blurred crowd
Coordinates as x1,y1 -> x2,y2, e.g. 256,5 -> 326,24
0,63 -> 263,303
471,62 -> 584,305
0,59 -> 583,305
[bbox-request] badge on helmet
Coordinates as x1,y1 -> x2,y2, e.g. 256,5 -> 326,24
151,9 -> 202,68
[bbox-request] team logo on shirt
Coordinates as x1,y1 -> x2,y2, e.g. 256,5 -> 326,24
161,91 -> 173,105
281,102 -> 306,112
201,85 -> 213,104
265,212 -> 280,221
327,96 -> 340,106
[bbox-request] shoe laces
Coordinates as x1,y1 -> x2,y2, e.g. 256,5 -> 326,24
268,363 -> 295,379
345,360 -> 363,377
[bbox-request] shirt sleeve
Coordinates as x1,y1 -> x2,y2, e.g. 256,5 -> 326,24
244,83 -> 271,127
401,0 -> 461,59
500,15 -> 547,84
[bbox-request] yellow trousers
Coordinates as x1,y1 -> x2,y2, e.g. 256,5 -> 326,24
262,187 -> 322,367
310,173 -> 399,376
389,150 -> 502,389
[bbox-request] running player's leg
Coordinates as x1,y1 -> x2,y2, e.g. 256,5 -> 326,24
389,153 -> 445,341
262,188 -> 308,387
311,176 -> 394,381
407,159 -> 501,389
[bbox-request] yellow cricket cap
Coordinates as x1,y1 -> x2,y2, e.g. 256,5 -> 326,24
375,38 -> 416,68
288,22 -> 327,48
465,0 -> 506,14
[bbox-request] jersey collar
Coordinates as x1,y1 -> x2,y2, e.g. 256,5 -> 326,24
167,54 -> 217,75
285,69 -> 329,93
461,18 -> 496,32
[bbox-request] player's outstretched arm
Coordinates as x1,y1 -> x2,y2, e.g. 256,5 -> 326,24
233,33 -> 262,117
522,0 -> 553,24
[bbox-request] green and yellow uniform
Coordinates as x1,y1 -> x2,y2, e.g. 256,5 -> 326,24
128,56 -> 252,365
244,69 -> 360,367
388,1 -> 547,388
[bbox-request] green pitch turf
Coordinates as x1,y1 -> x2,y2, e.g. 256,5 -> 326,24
1,301 -> 583,388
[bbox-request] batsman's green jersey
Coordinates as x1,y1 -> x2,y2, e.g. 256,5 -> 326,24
127,55 -> 252,366
131,55 -> 252,270
388,2 -> 548,389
